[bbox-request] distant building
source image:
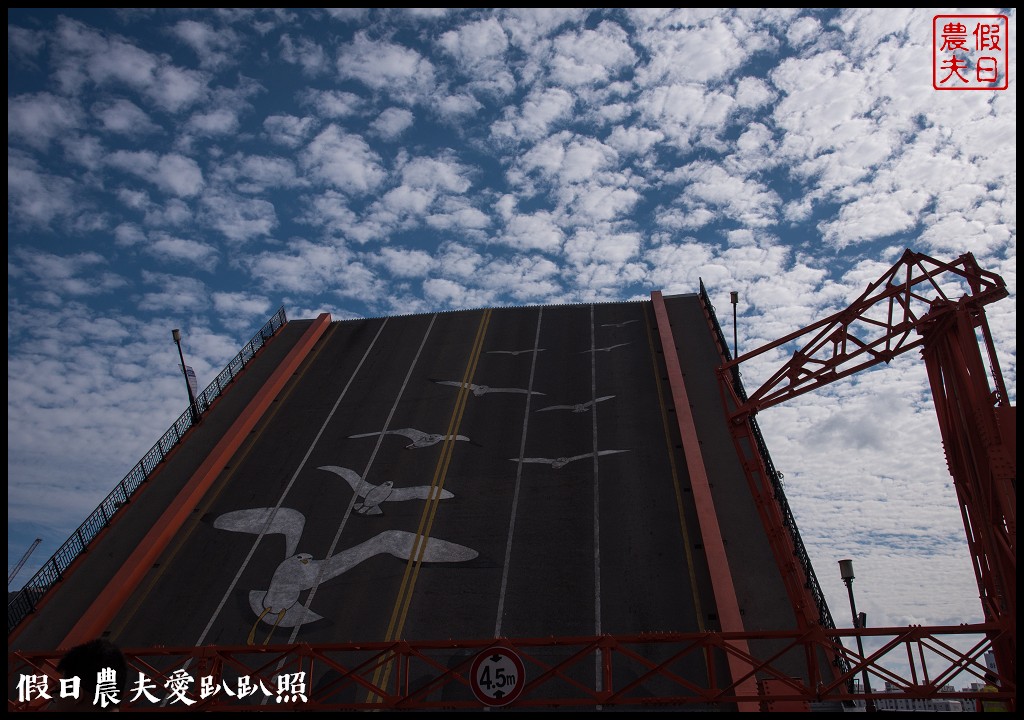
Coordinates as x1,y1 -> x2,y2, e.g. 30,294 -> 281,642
845,681 -> 971,713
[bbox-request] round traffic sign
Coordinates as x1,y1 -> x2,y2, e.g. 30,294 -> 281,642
470,645 -> 526,706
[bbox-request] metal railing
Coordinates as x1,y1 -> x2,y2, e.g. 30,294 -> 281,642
8,623 -> 1009,710
7,307 -> 288,634
697,281 -> 837,634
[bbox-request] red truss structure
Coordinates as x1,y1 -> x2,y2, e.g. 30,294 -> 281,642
715,249 -> 1015,707
7,627 -> 1013,712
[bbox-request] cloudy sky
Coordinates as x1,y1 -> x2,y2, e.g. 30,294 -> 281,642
7,8 -> 1015,674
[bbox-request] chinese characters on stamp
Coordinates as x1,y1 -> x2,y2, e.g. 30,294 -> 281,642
933,15 -> 1009,90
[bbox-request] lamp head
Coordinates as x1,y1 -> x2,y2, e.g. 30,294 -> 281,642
839,558 -> 855,581
172,328 -> 181,343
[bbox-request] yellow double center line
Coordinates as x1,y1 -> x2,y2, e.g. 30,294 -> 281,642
370,308 -> 492,702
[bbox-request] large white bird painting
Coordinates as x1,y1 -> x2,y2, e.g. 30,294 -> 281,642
431,379 -> 545,397
318,465 -> 454,515
214,507 -> 478,645
347,427 -> 472,449
536,395 -> 615,413
510,449 -> 630,469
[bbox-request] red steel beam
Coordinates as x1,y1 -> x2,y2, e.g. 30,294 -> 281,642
9,625 -> 1013,711
59,313 -> 333,650
651,290 -> 759,710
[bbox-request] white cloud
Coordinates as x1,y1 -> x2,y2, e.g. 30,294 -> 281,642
819,189 -> 931,248
371,107 -> 415,139
12,248 -> 127,298
7,24 -> 45,61
8,92 -> 83,150
242,239 -> 353,294
106,150 -> 205,198
92,98 -> 160,135
200,192 -> 278,243
734,76 -> 774,109
675,161 -> 781,228
563,182 -> 642,224
52,17 -> 210,112
187,108 -> 240,136
368,247 -> 435,278
147,232 -> 219,267
786,15 -> 821,48
211,291 -> 272,317
280,32 -> 328,75
549,21 -> 636,86
477,255 -> 562,301
422,277 -> 495,308
147,66 -> 209,113
302,125 -> 386,194
113,222 -> 146,246
500,8 -> 588,50
434,241 -> 484,279
633,10 -> 773,85
433,92 -> 484,120
496,211 -> 564,252
564,227 -> 640,267
605,125 -> 664,156
137,271 -> 208,312
171,19 -> 240,70
438,17 -> 508,70
400,155 -> 472,193
337,32 -> 436,101
426,198 -> 491,234
491,87 -> 575,143
212,153 -> 303,193
264,114 -> 317,147
7,155 -> 79,228
302,90 -> 362,119
636,83 -> 736,150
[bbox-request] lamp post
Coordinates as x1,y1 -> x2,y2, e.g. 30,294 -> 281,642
839,559 -> 874,711
172,328 -> 201,425
730,291 -> 739,360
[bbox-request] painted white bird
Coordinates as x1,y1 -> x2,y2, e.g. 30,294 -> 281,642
537,395 -> 615,413
486,348 -> 546,356
431,379 -> 545,397
510,449 -> 629,469
348,427 -> 472,449
214,508 -> 478,645
318,465 -> 453,515
581,343 -> 629,353
601,319 -> 639,328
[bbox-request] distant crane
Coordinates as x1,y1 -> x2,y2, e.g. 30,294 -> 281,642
8,537 -> 42,587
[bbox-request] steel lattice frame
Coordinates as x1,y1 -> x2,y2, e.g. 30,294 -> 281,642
713,249 -> 1015,708
7,626 -> 1013,711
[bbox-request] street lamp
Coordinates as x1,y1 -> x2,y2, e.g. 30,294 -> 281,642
730,291 -> 739,360
839,559 -> 875,712
172,328 -> 201,425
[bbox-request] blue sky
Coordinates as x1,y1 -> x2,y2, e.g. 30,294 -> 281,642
7,7 -> 1016,668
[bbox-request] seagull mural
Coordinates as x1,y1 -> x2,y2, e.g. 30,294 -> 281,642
601,319 -> 639,328
486,348 -> 546,356
347,427 -> 473,449
581,343 -> 630,353
510,450 -> 630,469
214,507 -> 478,645
318,465 -> 454,515
537,395 -> 615,413
431,379 -> 545,397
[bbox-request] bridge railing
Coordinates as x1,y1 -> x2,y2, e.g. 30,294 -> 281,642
697,281 -> 837,635
7,307 -> 288,634
7,623 -> 1010,711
